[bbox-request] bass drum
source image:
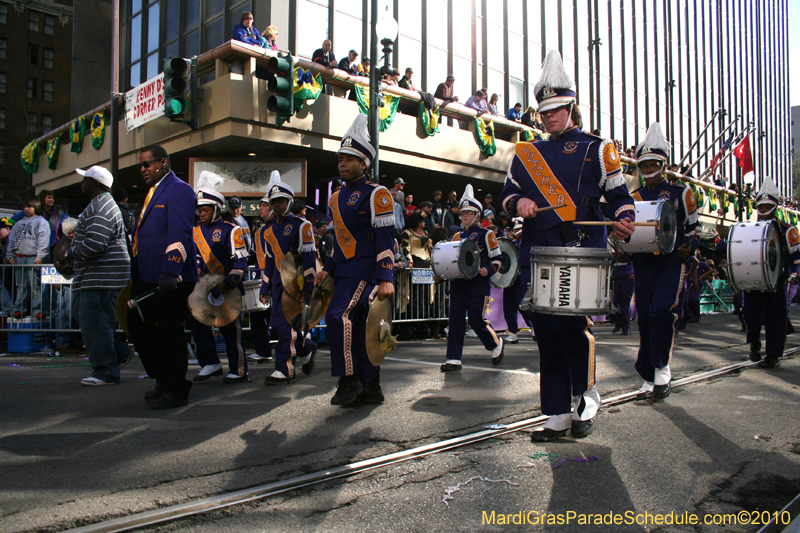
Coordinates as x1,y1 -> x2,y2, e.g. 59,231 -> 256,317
727,220 -> 782,292
616,199 -> 676,255
431,239 -> 480,280
491,237 -> 520,288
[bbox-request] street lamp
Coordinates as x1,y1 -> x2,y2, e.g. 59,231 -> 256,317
368,3 -> 398,184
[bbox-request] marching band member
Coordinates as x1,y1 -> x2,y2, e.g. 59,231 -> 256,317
629,123 -> 700,399
188,172 -> 250,384
315,114 -> 395,406
740,177 -> 800,368
248,181 -> 277,364
439,185 -> 505,371
610,250 -> 634,336
499,50 -> 636,442
502,218 -> 533,343
260,173 -> 318,384
129,144 -> 199,409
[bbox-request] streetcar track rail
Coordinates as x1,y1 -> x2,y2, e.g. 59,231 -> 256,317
67,347 -> 800,533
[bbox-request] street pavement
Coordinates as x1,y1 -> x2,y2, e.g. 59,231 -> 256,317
1,313 -> 799,532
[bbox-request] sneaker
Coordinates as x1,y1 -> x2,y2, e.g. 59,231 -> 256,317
34,312 -> 44,319
465,328 -> 477,338
491,338 -> 504,366
331,375 -> 363,405
504,332 -> 519,344
248,353 -> 274,364
81,376 -> 118,386
759,356 -> 781,369
13,311 -> 22,319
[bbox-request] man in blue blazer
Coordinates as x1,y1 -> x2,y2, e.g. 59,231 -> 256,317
129,144 -> 199,409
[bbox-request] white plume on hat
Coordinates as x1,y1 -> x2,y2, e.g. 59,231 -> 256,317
339,113 -> 376,165
533,50 -> 575,96
458,184 -> 482,214
635,122 -> 671,165
195,170 -> 226,206
261,170 -> 282,203
756,175 -> 780,206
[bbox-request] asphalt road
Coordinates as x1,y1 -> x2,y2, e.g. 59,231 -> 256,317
1,313 -> 798,533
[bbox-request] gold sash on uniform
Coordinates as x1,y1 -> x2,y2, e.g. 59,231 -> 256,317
329,189 -> 357,259
193,226 -> 225,275
515,143 -> 578,222
263,226 -> 285,272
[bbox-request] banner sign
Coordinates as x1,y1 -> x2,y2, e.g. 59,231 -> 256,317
40,266 -> 72,285
125,73 -> 165,132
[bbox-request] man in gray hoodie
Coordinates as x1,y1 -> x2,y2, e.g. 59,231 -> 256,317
5,198 -> 51,318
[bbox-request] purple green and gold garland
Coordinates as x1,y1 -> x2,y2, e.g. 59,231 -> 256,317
473,117 -> 496,156
293,67 -> 322,112
47,136 -> 61,169
21,140 -> 38,173
69,116 -> 86,153
354,84 -> 400,132
418,101 -> 440,137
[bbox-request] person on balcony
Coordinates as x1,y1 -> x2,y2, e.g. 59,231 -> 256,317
231,12 -> 262,47
262,25 -> 278,51
338,49 -> 359,75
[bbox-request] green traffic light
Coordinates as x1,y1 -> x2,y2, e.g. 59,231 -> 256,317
165,96 -> 188,117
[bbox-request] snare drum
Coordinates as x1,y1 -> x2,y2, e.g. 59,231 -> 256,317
727,220 -> 783,292
241,279 -> 270,313
530,246 -> 612,315
616,199 -> 676,255
431,239 -> 480,280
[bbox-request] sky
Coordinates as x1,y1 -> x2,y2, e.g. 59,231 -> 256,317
791,0 -> 799,106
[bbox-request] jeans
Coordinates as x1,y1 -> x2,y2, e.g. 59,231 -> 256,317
12,257 -> 42,316
79,288 -> 133,383
53,285 -> 74,348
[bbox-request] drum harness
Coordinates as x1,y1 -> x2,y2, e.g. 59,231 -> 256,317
558,141 -> 598,248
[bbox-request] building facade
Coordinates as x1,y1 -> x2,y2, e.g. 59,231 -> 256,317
119,0 -> 792,194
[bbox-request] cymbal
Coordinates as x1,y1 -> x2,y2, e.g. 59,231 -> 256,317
366,294 -> 396,366
115,281 -> 133,335
188,274 -> 242,327
304,270 -> 334,330
52,236 -> 74,279
280,252 -> 305,325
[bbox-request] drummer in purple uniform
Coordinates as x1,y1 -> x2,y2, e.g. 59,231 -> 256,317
248,184 -> 277,365
438,185 -> 505,371
499,50 -> 635,442
188,172 -> 250,384
260,172 -> 318,384
502,218 -> 533,343
611,250 -> 634,335
628,123 -> 700,399
740,177 -> 800,368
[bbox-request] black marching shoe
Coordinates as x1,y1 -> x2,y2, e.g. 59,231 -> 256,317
440,362 -> 462,372
264,370 -> 292,385
571,417 -> 596,439
150,392 -> 189,410
653,381 -> 671,399
759,356 -> 781,369
491,338 -> 505,366
302,343 -> 317,376
331,375 -> 363,405
612,323 -> 622,333
144,383 -> 167,403
222,373 -> 249,384
749,341 -> 762,362
348,377 -> 384,406
530,428 -> 568,442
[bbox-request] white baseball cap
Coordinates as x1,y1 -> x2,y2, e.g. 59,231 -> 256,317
76,166 -> 114,188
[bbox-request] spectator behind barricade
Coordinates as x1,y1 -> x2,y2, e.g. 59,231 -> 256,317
357,57 -> 370,76
495,213 -> 513,238
12,189 -> 67,257
431,190 -> 444,225
393,191 -> 406,237
113,187 -> 136,240
399,68 -> 415,91
312,39 -> 337,67
0,217 -> 14,311
6,198 -> 50,319
231,12 -> 262,47
0,217 -> 12,260
521,106 -> 535,126
487,94 -> 500,116
434,75 -> 458,104
58,166 -> 133,385
291,199 -> 308,219
481,209 -> 495,228
338,49 -> 359,75
506,103 -> 523,123
262,25 -> 278,51
464,90 -> 487,115
445,190 -> 459,211
448,204 -> 461,236
400,212 -> 432,269
418,201 -> 436,232
224,196 -> 252,252
391,177 -> 405,202
383,68 -> 400,86
533,111 -> 545,130
404,194 -> 417,219
483,193 -> 497,218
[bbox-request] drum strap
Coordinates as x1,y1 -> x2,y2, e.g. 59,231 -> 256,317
560,142 -> 598,247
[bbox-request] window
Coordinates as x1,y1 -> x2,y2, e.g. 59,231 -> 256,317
29,10 -> 40,32
43,80 -> 53,101
0,3 -> 7,24
41,115 -> 52,133
27,113 -> 37,133
27,78 -> 37,98
0,39 -> 5,59
0,72 -> 5,93
43,48 -> 54,69
29,44 -> 39,65
0,109 -> 4,129
44,14 -> 55,35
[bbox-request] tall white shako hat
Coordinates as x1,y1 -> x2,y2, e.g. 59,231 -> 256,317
458,184 -> 483,215
755,175 -> 780,208
195,171 -> 226,215
338,114 -> 376,167
635,122 -> 671,177
534,50 -> 577,114
265,169 -> 295,213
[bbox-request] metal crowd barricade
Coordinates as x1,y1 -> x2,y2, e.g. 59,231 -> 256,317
392,268 -> 451,323
0,263 -> 78,334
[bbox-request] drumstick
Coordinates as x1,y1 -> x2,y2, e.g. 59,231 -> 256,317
532,204 -> 567,214
572,221 -> 658,226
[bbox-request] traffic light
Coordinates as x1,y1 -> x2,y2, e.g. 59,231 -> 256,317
267,52 -> 295,124
163,57 -> 190,119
